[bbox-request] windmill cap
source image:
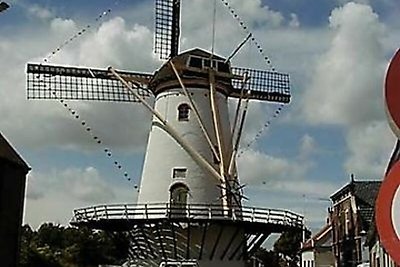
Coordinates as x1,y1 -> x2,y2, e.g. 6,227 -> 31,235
149,48 -> 235,96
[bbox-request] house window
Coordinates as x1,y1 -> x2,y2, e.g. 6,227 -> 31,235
173,168 -> 187,179
178,103 -> 190,121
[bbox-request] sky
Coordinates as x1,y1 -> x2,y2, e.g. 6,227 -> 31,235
1,0 -> 400,234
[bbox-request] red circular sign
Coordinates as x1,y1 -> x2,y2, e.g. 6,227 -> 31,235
385,49 -> 400,137
376,160 -> 400,264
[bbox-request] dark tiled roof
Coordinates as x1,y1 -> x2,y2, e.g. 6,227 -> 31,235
330,180 -> 381,205
352,181 -> 381,230
359,207 -> 375,231
330,180 -> 381,232
352,181 -> 381,207
0,132 -> 30,172
302,224 -> 332,251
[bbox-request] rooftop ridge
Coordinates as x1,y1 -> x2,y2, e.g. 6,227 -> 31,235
0,132 -> 30,172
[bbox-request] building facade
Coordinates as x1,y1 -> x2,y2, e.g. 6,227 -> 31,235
0,132 -> 30,267
366,140 -> 400,267
369,241 -> 398,267
329,178 -> 380,267
301,223 -> 335,267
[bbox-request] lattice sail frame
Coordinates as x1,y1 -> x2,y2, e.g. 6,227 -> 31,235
231,67 -> 291,103
27,63 -> 153,102
154,0 -> 181,60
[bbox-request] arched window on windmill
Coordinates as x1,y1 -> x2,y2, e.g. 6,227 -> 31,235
169,183 -> 189,217
177,103 -> 190,121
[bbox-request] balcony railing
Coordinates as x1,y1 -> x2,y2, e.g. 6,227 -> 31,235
71,203 -> 303,229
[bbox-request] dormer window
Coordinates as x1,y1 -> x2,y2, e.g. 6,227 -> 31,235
187,55 -> 230,73
178,103 -> 190,121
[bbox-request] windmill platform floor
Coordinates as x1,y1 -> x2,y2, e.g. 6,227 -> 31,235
71,203 -> 303,267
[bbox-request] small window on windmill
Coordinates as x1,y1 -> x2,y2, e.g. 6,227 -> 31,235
173,168 -> 187,179
217,61 -> 230,73
177,103 -> 190,121
188,56 -> 203,69
204,59 -> 211,68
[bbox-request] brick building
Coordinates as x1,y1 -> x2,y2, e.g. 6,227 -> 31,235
330,178 -> 380,267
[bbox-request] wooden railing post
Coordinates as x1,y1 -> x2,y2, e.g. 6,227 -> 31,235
104,205 -> 108,219
94,206 -> 97,220
124,204 -> 128,219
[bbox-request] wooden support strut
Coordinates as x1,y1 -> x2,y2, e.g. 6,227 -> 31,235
109,67 -> 224,184
228,87 -> 251,177
220,227 -> 241,260
140,226 -> 156,258
170,61 -> 220,163
170,222 -> 178,259
210,225 -> 224,260
228,74 -> 250,177
209,69 -> 229,214
198,222 -> 209,260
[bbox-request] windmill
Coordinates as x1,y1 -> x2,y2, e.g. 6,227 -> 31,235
26,1 -> 302,266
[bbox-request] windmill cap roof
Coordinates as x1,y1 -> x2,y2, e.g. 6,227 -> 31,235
149,48 -> 234,95
178,48 -> 227,61
0,132 -> 30,172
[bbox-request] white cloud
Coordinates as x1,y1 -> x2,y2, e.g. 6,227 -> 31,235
337,0 -> 370,4
289,13 -> 300,28
273,180 -> 338,200
237,133 -> 317,185
76,17 -> 159,71
301,2 -> 386,126
296,2 -> 396,182
228,0 -> 285,28
27,4 -> 54,20
299,134 -> 317,158
0,15 -> 155,153
25,166 -> 137,228
238,149 -> 293,183
50,18 -> 77,34
26,167 -> 115,202
345,121 -> 395,178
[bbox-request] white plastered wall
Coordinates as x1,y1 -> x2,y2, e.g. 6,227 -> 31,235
138,87 -> 234,205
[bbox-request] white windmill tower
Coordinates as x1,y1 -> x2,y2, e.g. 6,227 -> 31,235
26,1 -> 303,266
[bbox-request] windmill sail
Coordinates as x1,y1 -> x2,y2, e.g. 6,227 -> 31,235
154,0 -> 181,60
27,63 -> 153,102
231,67 -> 291,103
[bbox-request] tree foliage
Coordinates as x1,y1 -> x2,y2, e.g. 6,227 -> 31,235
19,223 -> 129,267
254,228 -> 311,267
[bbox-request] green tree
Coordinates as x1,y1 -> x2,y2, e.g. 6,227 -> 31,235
254,247 -> 282,267
19,223 -> 129,267
274,229 -> 311,267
